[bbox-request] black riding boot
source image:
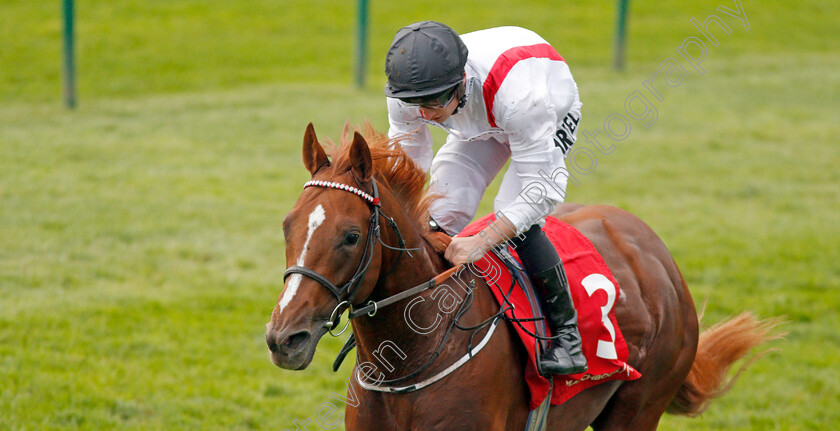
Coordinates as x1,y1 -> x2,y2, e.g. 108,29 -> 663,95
511,224 -> 587,375
532,261 -> 588,375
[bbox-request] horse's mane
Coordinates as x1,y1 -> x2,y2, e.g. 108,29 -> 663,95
322,123 -> 449,252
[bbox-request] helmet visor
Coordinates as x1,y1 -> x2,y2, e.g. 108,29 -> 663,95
398,85 -> 458,109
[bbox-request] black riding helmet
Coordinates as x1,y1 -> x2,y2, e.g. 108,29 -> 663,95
384,21 -> 469,99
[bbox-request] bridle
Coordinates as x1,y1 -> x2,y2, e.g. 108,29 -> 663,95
282,177 -> 418,336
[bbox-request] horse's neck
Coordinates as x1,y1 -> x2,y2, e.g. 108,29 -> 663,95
366,182 -> 448,301
350,193 -> 462,380
353,236 -> 497,385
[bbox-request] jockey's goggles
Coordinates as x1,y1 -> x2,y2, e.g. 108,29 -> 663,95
399,85 -> 458,109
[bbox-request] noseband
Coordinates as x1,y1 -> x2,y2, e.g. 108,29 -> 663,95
282,177 -> 416,335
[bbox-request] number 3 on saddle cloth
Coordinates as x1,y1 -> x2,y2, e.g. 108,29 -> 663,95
460,214 -> 642,410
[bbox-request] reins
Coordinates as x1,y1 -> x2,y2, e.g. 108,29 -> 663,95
348,265 -> 459,319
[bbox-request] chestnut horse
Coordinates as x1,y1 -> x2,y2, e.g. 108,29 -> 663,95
266,124 -> 776,430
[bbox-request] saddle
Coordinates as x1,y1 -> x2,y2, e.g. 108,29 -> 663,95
460,214 -> 641,408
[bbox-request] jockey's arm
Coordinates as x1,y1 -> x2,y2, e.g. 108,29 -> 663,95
494,75 -> 573,234
446,76 -> 574,265
387,97 -> 434,172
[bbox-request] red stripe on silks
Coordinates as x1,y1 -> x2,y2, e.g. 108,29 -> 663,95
482,43 -> 565,128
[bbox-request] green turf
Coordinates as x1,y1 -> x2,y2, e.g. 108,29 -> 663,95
2,0 -> 839,429
3,0 -> 838,102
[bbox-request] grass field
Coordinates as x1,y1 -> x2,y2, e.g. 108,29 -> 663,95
2,1 -> 839,430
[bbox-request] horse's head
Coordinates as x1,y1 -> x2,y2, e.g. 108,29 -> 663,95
266,123 -> 388,370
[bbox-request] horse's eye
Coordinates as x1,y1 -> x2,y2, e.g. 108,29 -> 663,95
344,232 -> 360,246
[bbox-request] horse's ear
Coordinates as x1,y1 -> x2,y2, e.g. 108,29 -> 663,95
302,122 -> 329,176
349,131 -> 373,182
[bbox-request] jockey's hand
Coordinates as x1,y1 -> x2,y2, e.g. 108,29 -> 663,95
444,235 -> 490,265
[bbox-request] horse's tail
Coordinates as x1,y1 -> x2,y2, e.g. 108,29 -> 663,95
667,312 -> 782,416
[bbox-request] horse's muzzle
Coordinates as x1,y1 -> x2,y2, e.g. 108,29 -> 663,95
266,327 -> 314,370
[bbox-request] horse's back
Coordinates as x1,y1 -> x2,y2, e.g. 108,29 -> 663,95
547,203 -> 700,430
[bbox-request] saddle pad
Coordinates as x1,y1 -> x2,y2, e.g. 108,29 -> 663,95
459,214 -> 642,409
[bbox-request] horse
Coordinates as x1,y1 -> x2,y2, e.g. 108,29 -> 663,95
266,123 -> 778,430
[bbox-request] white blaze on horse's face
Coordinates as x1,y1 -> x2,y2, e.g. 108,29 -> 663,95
279,204 -> 326,312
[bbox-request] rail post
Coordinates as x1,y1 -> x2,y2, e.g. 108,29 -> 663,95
354,0 -> 369,88
613,0 -> 630,71
62,0 -> 76,108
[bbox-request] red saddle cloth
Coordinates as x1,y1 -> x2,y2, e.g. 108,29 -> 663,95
459,214 -> 642,409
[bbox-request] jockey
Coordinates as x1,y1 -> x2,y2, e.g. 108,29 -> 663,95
384,21 -> 587,376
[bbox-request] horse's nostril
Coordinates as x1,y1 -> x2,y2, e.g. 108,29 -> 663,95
266,332 -> 280,353
285,331 -> 311,352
